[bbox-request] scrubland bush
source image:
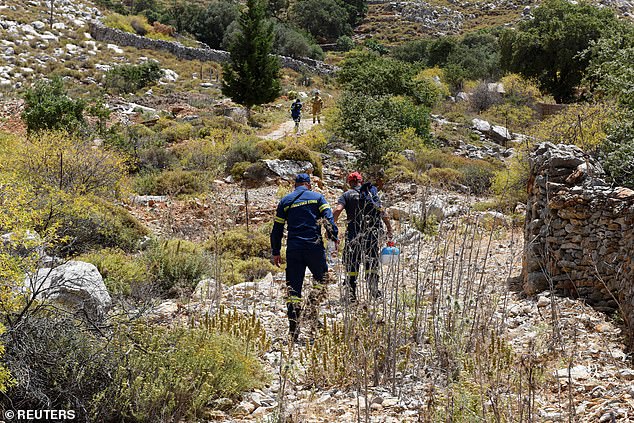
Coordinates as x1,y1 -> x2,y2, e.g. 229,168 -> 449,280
230,161 -> 252,180
174,135 -> 229,173
530,102 -> 618,153
96,323 -> 266,422
600,118 -> 634,189
22,77 -> 85,133
335,93 -> 431,166
208,227 -> 276,285
3,315 -> 115,420
145,238 -> 211,295
415,147 -> 501,194
224,136 -> 263,171
256,138 -> 286,155
0,131 -> 142,254
4,316 -> 267,422
57,199 -> 149,254
80,248 -> 149,297
210,227 -> 270,259
500,73 -> 542,107
105,61 -> 163,94
470,81 -> 502,112
161,122 -> 194,143
134,170 -> 206,196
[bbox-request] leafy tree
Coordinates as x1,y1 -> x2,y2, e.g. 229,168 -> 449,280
500,0 -> 618,103
584,29 -> 634,110
267,0 -> 288,18
336,35 -> 355,52
222,0 -> 281,120
600,117 -> 634,188
272,21 -> 324,59
22,77 -> 85,134
164,1 -> 238,49
334,93 -> 430,165
337,51 -> 438,107
341,0 -> 368,26
289,0 -> 351,42
390,39 -> 430,63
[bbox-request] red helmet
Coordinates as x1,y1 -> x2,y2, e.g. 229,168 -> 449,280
347,172 -> 363,184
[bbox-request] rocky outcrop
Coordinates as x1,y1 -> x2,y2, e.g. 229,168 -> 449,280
88,23 -> 337,76
25,261 -> 112,320
523,142 -> 634,344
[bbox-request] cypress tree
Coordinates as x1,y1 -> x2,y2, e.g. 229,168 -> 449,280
222,0 -> 281,121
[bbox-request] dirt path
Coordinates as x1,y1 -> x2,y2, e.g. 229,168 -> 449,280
260,116 -> 322,140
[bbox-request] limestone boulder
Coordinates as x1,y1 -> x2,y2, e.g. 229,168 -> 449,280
25,261 -> 111,320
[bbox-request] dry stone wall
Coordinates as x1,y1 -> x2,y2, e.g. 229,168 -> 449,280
523,142 -> 634,344
88,23 -> 337,76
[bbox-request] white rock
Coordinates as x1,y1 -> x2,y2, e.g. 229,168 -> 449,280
25,261 -> 112,319
21,24 -> 39,35
107,43 -> 123,54
536,295 -> 550,308
555,365 -> 590,380
52,22 -> 66,30
40,31 -> 59,42
472,118 -> 491,132
191,278 -> 217,301
95,64 -> 112,72
32,20 -> 46,30
65,43 -> 79,52
162,68 -> 179,82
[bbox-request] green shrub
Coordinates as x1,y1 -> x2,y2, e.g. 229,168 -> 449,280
460,162 -> 497,195
256,139 -> 285,155
278,143 -> 323,177
230,161 -> 252,180
427,167 -> 463,187
209,227 -> 270,259
89,200 -> 150,252
336,35 -> 354,51
174,136 -> 229,173
224,136 -> 263,171
334,93 -> 431,166
134,170 -> 206,196
600,118 -> 634,189
80,248 -> 148,297
4,315 -> 115,420
145,238 -> 211,295
161,122 -> 194,143
22,77 -> 85,133
104,61 -> 163,94
95,324 -> 266,422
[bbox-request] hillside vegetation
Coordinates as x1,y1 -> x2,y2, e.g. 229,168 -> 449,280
1,0 -> 634,421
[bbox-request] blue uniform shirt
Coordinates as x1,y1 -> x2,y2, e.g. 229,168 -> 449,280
270,186 -> 338,256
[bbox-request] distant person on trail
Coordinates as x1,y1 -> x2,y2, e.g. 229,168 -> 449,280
290,98 -> 303,133
311,91 -> 323,124
333,172 -> 393,303
270,173 -> 339,342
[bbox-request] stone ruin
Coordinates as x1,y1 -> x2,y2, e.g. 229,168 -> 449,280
523,142 -> 634,345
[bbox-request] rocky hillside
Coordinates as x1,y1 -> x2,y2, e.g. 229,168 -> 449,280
357,0 -> 634,42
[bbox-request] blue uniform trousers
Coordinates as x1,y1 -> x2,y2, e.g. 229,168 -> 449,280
285,247 -> 327,336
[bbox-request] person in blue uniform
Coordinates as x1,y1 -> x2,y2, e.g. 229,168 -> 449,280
290,98 -> 302,133
333,172 -> 392,303
271,173 -> 339,341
